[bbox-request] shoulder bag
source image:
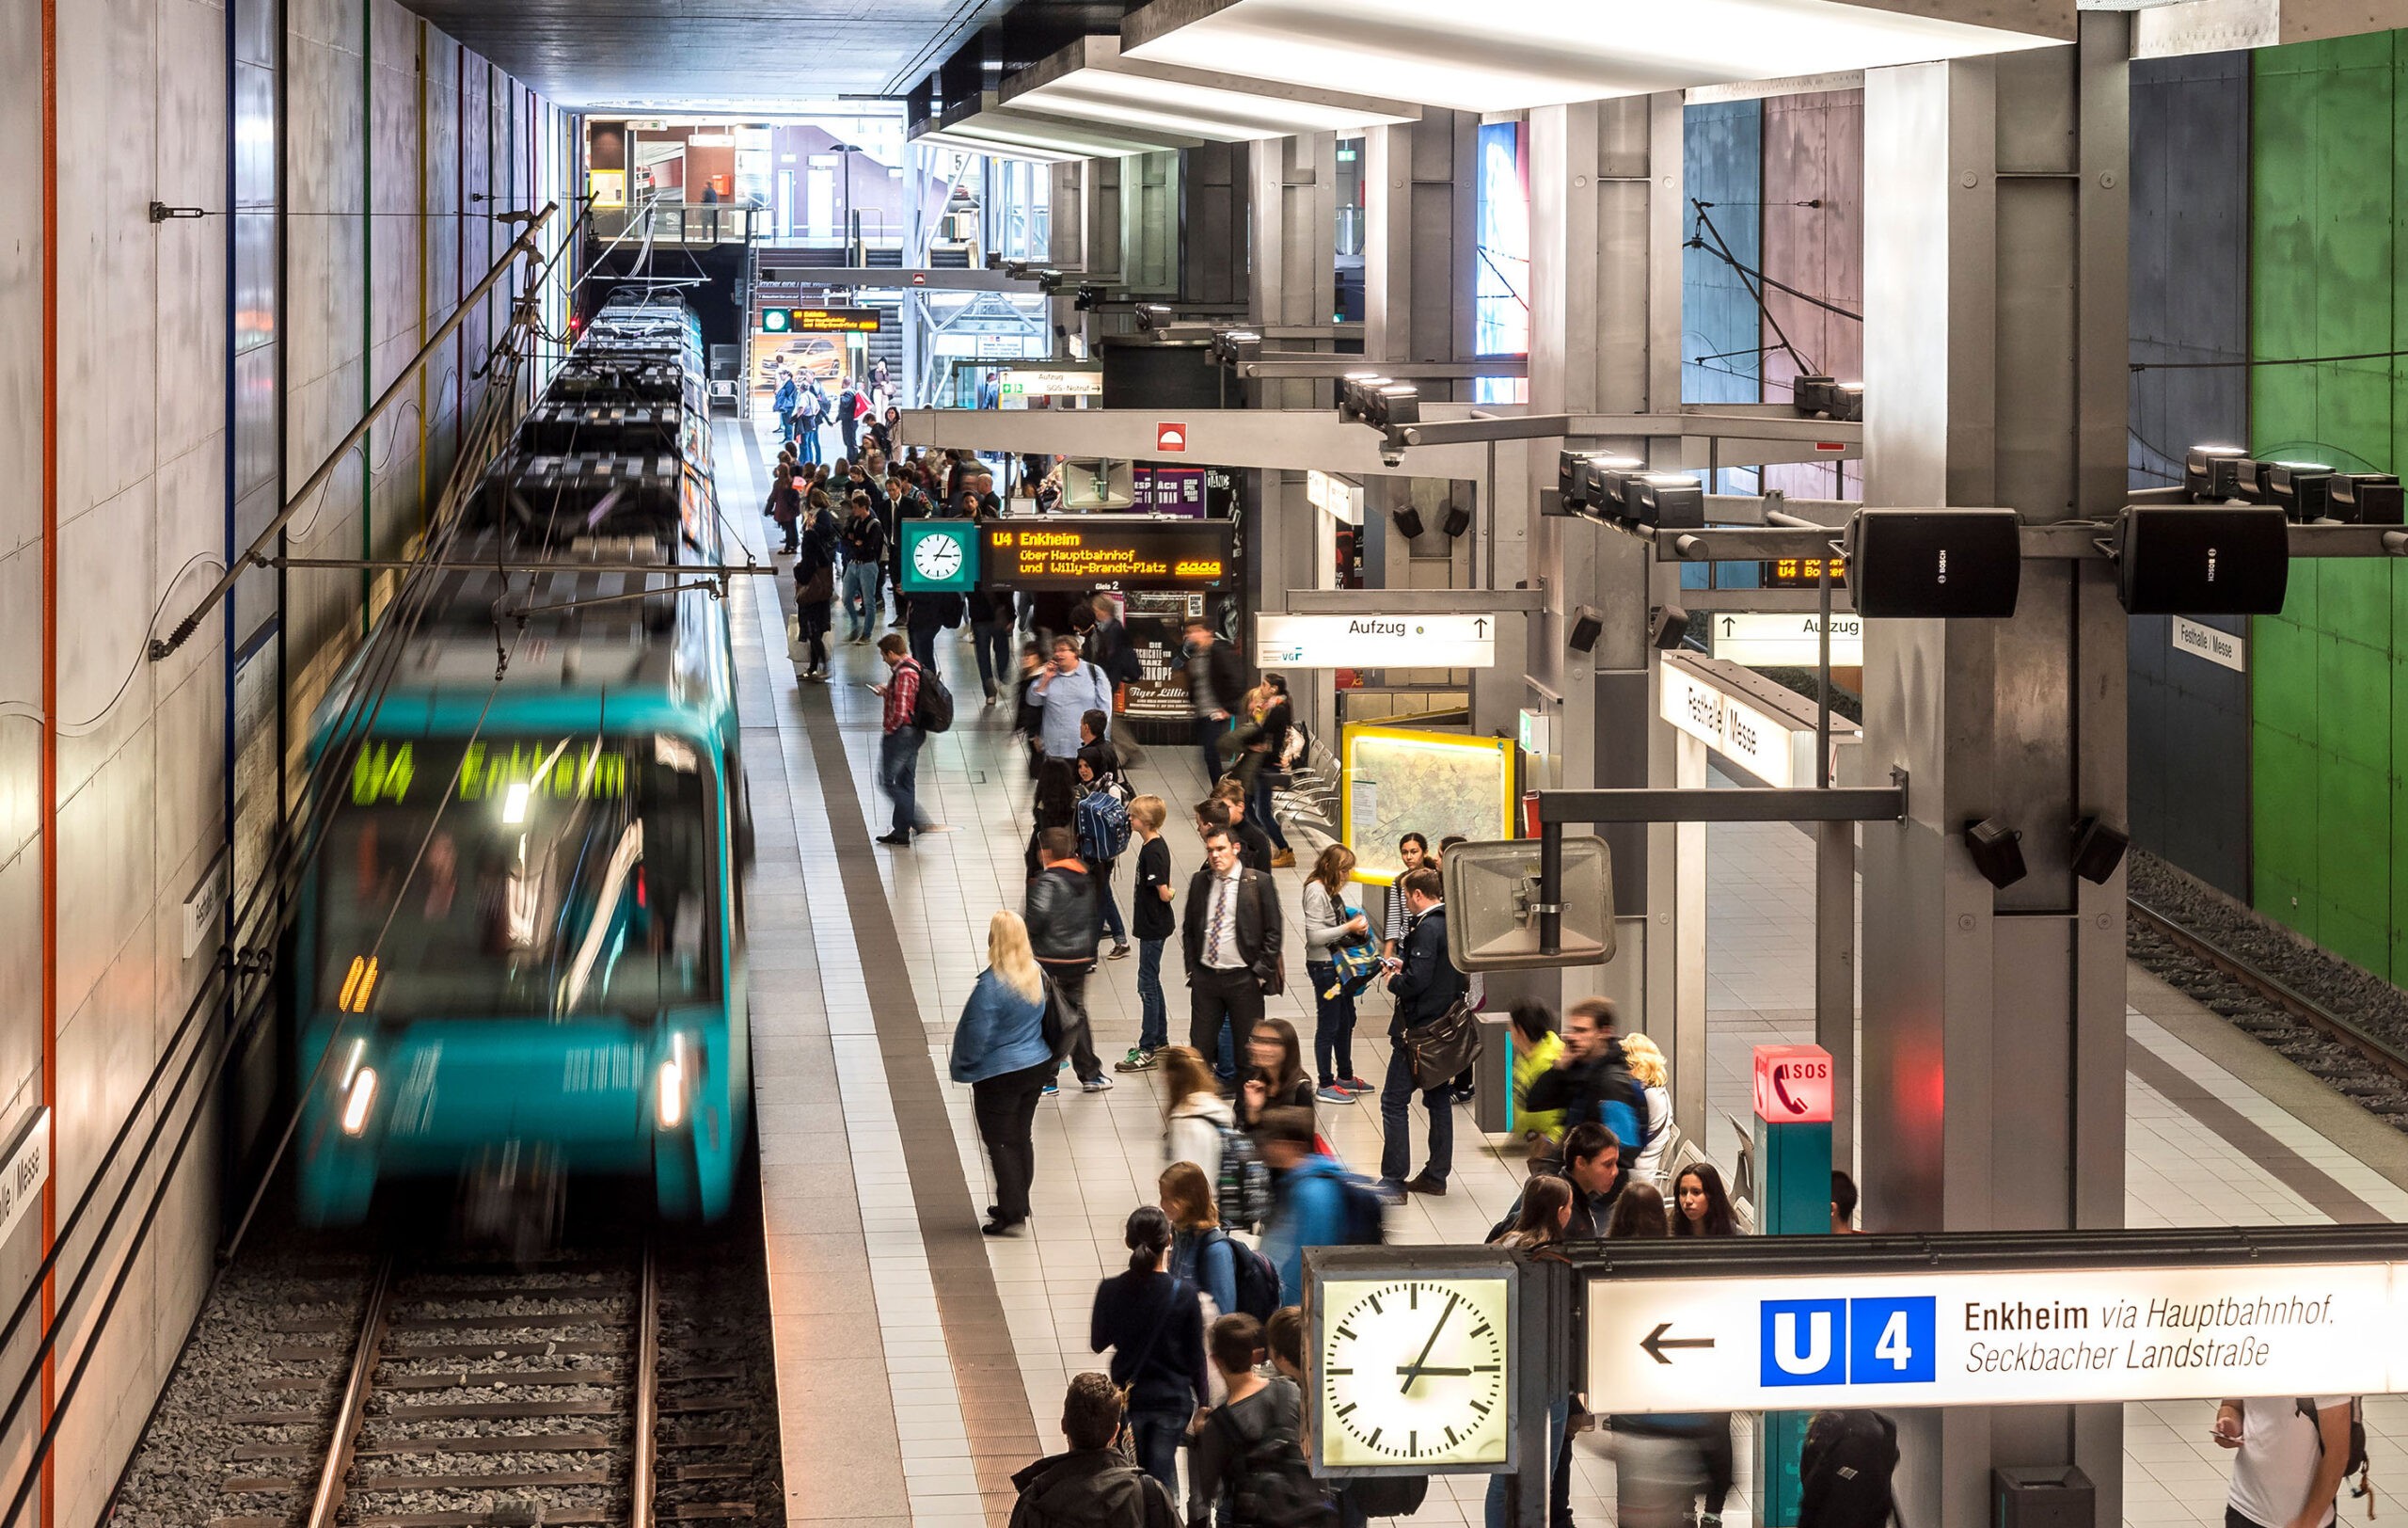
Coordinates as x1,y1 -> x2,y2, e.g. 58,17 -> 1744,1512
1402,995 -> 1481,1090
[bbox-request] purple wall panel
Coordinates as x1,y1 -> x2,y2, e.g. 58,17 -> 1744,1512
1761,88 -> 1862,499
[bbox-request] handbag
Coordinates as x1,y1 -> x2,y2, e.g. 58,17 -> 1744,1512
798,560 -> 834,605
1323,905 -> 1381,996
1402,995 -> 1481,1090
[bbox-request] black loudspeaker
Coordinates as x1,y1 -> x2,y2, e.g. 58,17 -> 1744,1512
1964,818 -> 2027,890
1650,604 -> 1691,650
1845,509 -> 2022,618
2112,505 -> 2290,615
1568,606 -> 1605,654
2070,817 -> 2131,884
1392,505 -> 1426,541
1441,502 -> 1472,538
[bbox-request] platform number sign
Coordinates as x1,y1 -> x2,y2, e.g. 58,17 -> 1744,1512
1762,1297 -> 1935,1387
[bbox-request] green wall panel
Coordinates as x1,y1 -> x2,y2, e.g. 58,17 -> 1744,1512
2249,31 -> 2408,982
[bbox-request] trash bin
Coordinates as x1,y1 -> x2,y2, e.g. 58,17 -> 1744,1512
1474,1011 -> 1513,1135
1993,1465 -> 2095,1528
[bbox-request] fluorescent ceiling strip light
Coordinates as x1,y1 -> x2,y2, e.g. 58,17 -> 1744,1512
913,127 -> 1086,165
1120,0 -> 2069,113
999,35 -> 1419,141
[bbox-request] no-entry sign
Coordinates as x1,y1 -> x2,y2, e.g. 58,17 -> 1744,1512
1588,1261 -> 2408,1412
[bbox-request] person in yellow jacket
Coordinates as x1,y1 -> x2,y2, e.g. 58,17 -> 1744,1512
1509,1000 -> 1568,1149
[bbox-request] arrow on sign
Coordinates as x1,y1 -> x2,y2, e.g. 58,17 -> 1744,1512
1721,616 -> 1735,636
1473,617 -> 1490,637
1640,1322 -> 1716,1365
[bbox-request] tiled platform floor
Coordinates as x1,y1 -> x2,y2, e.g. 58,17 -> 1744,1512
715,425 -> 2408,1528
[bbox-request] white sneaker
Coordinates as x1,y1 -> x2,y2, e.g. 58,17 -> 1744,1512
1081,1075 -> 1115,1093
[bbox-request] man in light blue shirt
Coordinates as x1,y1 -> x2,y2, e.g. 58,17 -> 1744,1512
1032,634 -> 1116,841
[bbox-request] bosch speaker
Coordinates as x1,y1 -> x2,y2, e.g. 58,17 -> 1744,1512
2112,505 -> 2290,616
1844,509 -> 2023,618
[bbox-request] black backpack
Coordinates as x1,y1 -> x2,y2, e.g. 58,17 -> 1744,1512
908,660 -> 955,734
1200,1228 -> 1280,1321
2296,1398 -> 2371,1497
1211,1394 -> 1333,1528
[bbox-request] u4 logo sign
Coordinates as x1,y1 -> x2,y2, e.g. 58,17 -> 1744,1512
1760,1297 -> 1937,1387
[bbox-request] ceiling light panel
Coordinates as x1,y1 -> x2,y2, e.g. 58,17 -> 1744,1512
1120,0 -> 2072,113
999,36 -> 1419,142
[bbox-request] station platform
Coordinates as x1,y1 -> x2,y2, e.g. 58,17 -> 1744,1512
713,425 -> 2408,1528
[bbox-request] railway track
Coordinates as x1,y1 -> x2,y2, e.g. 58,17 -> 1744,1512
2129,895 -> 2408,1117
209,1243 -> 754,1528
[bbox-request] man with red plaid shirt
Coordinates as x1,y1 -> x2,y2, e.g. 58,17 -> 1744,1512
873,632 -> 934,845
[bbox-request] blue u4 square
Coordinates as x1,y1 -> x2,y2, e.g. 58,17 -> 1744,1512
1760,1296 -> 1936,1387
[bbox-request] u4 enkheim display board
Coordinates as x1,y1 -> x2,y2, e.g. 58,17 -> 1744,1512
1588,1264 -> 2408,1411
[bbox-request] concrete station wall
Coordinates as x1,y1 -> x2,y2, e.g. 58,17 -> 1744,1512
0,0 -> 562,1518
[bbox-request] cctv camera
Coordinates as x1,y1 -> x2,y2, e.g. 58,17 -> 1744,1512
1381,447 -> 1405,469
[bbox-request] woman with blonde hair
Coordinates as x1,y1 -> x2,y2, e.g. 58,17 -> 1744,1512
1620,1031 -> 1674,1185
1159,1161 -> 1240,1321
949,910 -> 1053,1235
1160,1044 -> 1234,1185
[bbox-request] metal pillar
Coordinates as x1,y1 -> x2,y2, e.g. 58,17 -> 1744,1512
1524,96 -> 1690,1117
1246,134 -> 1339,675
1859,20 -> 2130,1528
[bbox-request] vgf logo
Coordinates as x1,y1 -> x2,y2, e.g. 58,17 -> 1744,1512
1760,1297 -> 1936,1387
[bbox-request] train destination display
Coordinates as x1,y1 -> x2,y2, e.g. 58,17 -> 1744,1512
982,517 -> 1233,590
1587,1262 -> 2408,1411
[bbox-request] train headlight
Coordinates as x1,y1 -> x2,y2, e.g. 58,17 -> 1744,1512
657,1035 -> 687,1131
501,781 -> 532,825
341,1067 -> 378,1137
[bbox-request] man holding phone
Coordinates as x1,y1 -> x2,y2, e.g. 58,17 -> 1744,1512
2216,1397 -> 2354,1528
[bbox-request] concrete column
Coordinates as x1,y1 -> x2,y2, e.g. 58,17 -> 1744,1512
1246,134 -> 1338,701
1364,111 -> 1476,392
1858,19 -> 2130,1528
1522,96 -> 1691,1110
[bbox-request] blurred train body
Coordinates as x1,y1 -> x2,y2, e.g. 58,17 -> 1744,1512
293,291 -> 753,1226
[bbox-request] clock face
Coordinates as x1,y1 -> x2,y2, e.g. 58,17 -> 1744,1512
913,533 -> 964,581
1317,1276 -> 1512,1470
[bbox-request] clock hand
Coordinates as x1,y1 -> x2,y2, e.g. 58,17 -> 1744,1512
1398,1291 -> 1460,1395
1393,1365 -> 1475,1377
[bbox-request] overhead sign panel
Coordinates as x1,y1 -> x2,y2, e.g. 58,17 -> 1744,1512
1589,1263 -> 2408,1413
1710,613 -> 1862,668
760,307 -> 881,334
1660,661 -> 1816,789
983,517 -> 1233,590
998,366 -> 1104,398
1256,613 -> 1497,670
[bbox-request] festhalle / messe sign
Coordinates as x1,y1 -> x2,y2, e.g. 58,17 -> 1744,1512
1588,1262 -> 2405,1412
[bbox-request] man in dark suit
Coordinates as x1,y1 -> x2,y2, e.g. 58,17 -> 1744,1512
1382,865 -> 1466,1198
1180,823 -> 1283,1076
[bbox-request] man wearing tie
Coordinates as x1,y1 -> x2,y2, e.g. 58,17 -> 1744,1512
1180,825 -> 1283,1067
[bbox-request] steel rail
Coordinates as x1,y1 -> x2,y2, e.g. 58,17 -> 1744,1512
631,1240 -> 660,1528
2128,897 -> 2408,1086
305,1255 -> 395,1528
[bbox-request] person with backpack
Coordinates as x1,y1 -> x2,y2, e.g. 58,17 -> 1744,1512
1117,796 -> 1176,1073
952,911 -> 1054,1238
872,633 -> 946,846
1254,1106 -> 1379,1304
1484,1122 -> 1625,1243
1090,1207 -> 1208,1499
1010,1373 -> 1183,1528
1161,1044 -> 1237,1187
1300,845 -> 1373,1105
1076,710 -> 1133,960
2216,1396 -> 2360,1528
796,378 -> 827,466
1085,594 -> 1145,715
1028,826 -> 1111,1096
838,376 -> 864,459
1160,1160 -> 1284,1331
791,494 -> 839,678
1238,676 -> 1298,868
1380,866 -> 1466,1201
1189,1313 -> 1328,1528
1522,997 -> 1652,1175
1798,1410 -> 1898,1528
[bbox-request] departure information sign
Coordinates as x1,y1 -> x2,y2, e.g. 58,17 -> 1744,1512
350,740 -> 632,807
760,306 -> 881,334
983,517 -> 1234,590
1588,1262 -> 2408,1412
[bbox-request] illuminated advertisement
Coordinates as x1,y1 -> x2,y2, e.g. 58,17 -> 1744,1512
982,517 -> 1233,590
1339,723 -> 1517,887
1474,122 -> 1529,406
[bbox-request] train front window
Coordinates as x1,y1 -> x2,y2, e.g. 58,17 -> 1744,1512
319,735 -> 717,1018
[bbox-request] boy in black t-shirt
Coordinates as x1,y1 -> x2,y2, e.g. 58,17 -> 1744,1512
1117,795 -> 1176,1072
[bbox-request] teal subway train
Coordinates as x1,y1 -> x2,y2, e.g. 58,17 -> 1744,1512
293,292 -> 754,1226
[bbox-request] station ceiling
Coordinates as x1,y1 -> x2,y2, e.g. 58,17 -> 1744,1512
398,0 -> 1021,108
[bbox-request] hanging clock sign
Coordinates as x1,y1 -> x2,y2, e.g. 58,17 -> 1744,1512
1305,1246 -> 1520,1476
901,519 -> 980,594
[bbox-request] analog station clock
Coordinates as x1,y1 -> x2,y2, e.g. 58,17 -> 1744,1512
900,521 -> 977,594
1310,1263 -> 1516,1473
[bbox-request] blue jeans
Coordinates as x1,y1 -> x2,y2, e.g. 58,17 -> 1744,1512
1136,938 -> 1168,1051
1307,962 -> 1355,1084
1196,715 -> 1227,784
798,422 -> 823,465
1127,1406 -> 1187,1500
1097,867 -> 1127,945
909,625 -> 939,670
878,725 -> 925,836
843,561 -> 879,639
1484,1394 -> 1570,1528
1248,771 -> 1291,851
1380,1040 -> 1452,1186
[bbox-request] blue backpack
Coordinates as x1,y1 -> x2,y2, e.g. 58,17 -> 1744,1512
1204,1228 -> 1282,1322
1075,788 -> 1132,864
1594,1058 -> 1652,1158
